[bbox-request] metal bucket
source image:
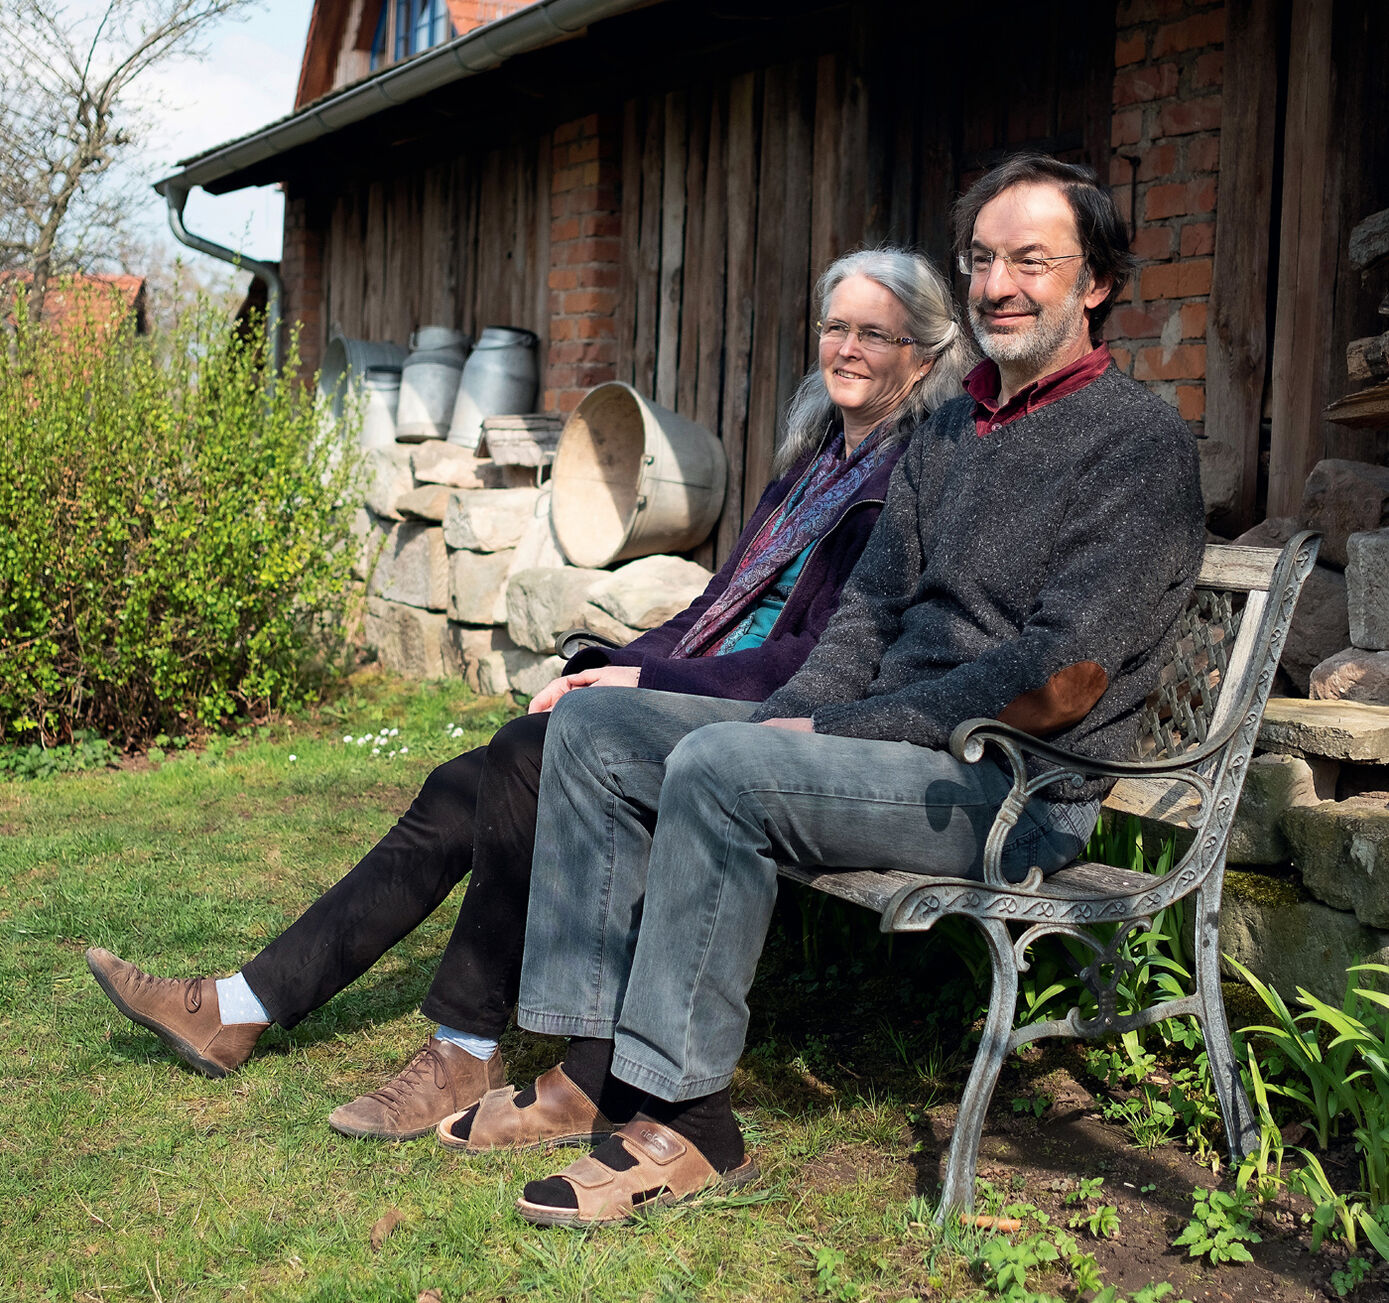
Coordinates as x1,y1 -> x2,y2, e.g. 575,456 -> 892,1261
359,366 -> 402,449
449,326 -> 540,448
319,335 -> 407,424
549,382 -> 727,567
396,326 -> 471,442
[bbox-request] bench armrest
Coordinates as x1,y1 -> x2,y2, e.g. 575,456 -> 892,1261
947,718 -> 1218,894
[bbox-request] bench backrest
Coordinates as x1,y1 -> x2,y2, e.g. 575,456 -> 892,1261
1135,543 -> 1294,765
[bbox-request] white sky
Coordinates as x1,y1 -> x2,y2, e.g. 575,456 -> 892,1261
114,1 -> 316,263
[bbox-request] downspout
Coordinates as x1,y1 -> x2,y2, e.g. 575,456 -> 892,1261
156,180 -> 285,372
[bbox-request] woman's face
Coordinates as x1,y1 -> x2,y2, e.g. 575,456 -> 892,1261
819,274 -> 927,435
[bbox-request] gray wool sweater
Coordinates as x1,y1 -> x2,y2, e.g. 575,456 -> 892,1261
752,365 -> 1205,795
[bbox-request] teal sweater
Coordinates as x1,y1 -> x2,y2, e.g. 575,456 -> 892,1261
753,366 -> 1204,795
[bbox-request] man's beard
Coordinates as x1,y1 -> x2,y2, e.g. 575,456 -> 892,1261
969,273 -> 1089,370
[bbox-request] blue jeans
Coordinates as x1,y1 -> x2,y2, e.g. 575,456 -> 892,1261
517,689 -> 1097,1101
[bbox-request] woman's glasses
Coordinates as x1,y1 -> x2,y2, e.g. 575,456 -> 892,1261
816,320 -> 918,353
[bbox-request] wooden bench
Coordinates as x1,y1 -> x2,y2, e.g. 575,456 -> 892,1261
560,531 -> 1320,1213
776,532 -> 1320,1213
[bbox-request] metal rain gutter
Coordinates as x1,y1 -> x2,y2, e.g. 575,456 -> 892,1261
152,0 -> 655,197
160,181 -> 285,371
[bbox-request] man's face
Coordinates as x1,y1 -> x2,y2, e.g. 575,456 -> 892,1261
967,181 -> 1110,375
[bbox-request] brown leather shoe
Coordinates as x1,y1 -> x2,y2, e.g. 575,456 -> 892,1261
438,1063 -> 616,1153
329,1039 -> 505,1140
85,947 -> 267,1078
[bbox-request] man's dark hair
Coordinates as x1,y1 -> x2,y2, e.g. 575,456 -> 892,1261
952,152 -> 1136,343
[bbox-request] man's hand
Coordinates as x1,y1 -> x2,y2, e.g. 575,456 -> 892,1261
758,717 -> 814,731
526,665 -> 642,714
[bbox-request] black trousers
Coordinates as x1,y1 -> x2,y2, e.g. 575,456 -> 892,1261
240,711 -> 549,1038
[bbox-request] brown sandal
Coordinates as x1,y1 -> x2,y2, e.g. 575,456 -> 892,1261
437,1063 -> 617,1153
514,1117 -> 759,1227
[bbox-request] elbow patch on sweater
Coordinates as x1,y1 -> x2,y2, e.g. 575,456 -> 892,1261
997,661 -> 1109,737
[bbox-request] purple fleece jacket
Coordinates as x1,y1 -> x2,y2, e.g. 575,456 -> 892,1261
562,436 -> 904,702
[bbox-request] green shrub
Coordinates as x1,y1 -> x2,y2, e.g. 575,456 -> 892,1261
0,290 -> 362,746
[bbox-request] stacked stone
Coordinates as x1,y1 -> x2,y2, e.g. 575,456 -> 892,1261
353,442 -> 711,695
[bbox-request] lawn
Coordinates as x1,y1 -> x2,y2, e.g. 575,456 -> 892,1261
0,674 -> 1356,1301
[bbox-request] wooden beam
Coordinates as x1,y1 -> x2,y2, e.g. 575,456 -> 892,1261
1266,0 -> 1339,519
1204,0 -> 1279,531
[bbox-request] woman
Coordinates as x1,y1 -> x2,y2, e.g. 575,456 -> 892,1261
86,246 -> 974,1144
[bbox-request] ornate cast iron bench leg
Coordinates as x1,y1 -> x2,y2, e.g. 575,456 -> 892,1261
1194,876 -> 1259,1161
937,916 -> 1017,1218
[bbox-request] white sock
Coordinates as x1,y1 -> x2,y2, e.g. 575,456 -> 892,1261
215,972 -> 271,1025
434,1024 -> 499,1061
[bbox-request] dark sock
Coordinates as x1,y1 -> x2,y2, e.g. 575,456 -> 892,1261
443,1037 -> 645,1143
521,1087 -> 744,1211
642,1088 -> 744,1173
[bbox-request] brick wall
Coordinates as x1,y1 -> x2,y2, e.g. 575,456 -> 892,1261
280,193 -> 325,377
446,1 -> 532,37
543,112 -> 623,414
1106,0 -> 1225,432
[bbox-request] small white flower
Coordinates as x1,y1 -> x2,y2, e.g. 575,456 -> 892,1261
342,734 -> 352,743
389,728 -> 399,737
400,746 -> 408,754
356,738 -> 366,746
289,754 -> 298,762
372,747 -> 381,755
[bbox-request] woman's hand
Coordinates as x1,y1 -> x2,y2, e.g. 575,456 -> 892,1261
527,665 -> 642,714
758,717 -> 814,731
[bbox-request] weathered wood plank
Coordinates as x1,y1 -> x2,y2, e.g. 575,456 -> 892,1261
809,51 -> 843,286
718,70 -> 758,561
655,89 -> 688,411
616,98 -> 643,389
1267,0 -> 1337,518
744,62 -> 789,509
1205,0 -> 1280,531
632,95 -> 664,399
1197,544 -> 1281,591
677,82 -> 709,419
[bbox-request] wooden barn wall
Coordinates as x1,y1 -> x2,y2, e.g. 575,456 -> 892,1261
318,130 -> 552,362
612,4 -> 1111,565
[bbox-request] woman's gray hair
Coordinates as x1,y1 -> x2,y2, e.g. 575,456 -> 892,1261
773,246 -> 977,476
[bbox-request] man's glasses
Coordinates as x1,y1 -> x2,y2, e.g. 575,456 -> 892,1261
816,320 -> 918,353
956,249 -> 1085,278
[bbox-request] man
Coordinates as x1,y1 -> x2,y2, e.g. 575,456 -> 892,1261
464,153 -> 1204,1227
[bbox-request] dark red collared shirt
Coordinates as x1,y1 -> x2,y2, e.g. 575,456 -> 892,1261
965,344 -> 1114,437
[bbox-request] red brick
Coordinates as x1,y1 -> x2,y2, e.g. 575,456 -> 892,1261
1145,182 -> 1188,221
1135,344 -> 1207,380
555,388 -> 585,413
565,137 -> 600,165
1137,144 -> 1178,181
1131,224 -> 1176,261
1179,301 -> 1208,337
1112,109 -> 1143,148
1113,188 -> 1133,225
580,213 -> 622,238
551,217 -> 581,243
576,362 -> 616,387
576,264 -> 621,289
548,290 -> 565,316
1189,177 -> 1216,214
576,316 -> 617,339
1110,345 -> 1134,372
1110,155 -> 1132,186
1180,221 -> 1215,257
1140,258 -> 1212,298
558,185 -> 619,216
548,268 -> 579,291
1114,62 -> 1179,106
558,237 -> 622,265
1185,134 -> 1221,173
1192,50 -> 1224,89
1112,304 -> 1172,338
551,165 -> 583,194
1158,96 -> 1222,136
1177,384 -> 1206,420
552,120 -> 581,145
1115,30 -> 1146,66
563,290 -> 617,315
1152,10 -> 1225,56
549,317 -> 576,341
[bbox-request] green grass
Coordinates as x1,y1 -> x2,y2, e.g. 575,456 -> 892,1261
2,674 -> 998,1303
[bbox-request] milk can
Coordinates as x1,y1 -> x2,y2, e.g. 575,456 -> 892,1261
359,366 -> 402,449
395,326 -> 471,441
448,326 -> 540,448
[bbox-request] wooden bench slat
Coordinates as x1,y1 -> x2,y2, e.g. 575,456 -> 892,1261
1197,544 -> 1281,591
